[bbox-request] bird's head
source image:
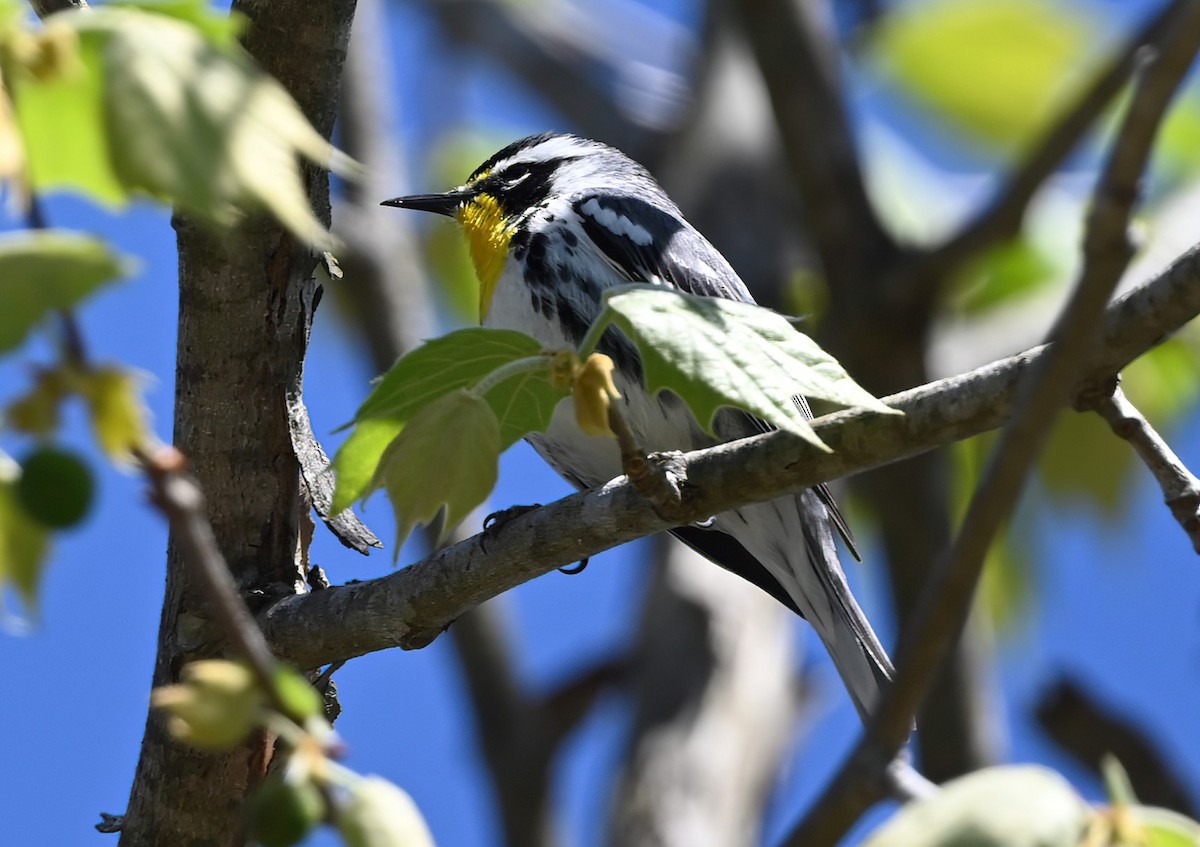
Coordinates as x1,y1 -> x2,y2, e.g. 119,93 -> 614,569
383,133 -> 655,318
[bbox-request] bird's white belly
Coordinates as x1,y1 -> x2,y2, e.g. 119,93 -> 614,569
483,264 -> 708,489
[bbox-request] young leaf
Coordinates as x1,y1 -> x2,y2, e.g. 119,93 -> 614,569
8,2 -> 354,247
337,777 -> 435,847
0,473 -> 51,613
370,389 -> 500,553
602,286 -> 897,450
0,231 -> 128,353
150,659 -> 263,749
79,365 -> 154,462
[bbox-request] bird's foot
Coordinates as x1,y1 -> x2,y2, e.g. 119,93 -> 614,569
481,503 -> 542,552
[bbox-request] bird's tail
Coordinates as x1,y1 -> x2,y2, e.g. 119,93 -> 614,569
722,491 -> 894,721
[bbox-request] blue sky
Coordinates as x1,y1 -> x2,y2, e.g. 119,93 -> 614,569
5,1 -> 1200,846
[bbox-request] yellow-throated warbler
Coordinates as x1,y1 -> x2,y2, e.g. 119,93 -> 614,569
384,132 -> 893,718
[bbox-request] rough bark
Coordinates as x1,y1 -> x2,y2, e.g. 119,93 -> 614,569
117,2 -> 357,845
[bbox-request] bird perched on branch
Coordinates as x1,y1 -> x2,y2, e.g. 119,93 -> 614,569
384,132 -> 893,719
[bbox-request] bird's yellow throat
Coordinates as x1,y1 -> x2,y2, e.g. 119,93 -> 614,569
456,193 -> 513,320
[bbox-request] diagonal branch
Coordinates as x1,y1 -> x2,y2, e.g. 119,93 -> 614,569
260,236 -> 1200,670
1037,676 -> 1200,817
781,8 -> 1200,843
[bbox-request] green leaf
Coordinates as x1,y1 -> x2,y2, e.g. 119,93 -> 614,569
872,0 -> 1094,150
371,389 -> 500,554
355,327 -> 558,439
10,3 -> 354,247
862,766 -> 1090,847
333,327 -> 566,512
0,470 -> 51,613
112,0 -> 244,47
337,777 -> 435,847
602,286 -> 897,450
332,417 -> 405,516
1103,755 -> 1138,808
0,231 -> 128,353
80,365 -> 154,462
9,23 -> 126,204
949,237 -> 1058,315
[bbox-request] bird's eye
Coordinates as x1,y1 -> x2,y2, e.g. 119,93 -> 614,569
503,163 -> 532,187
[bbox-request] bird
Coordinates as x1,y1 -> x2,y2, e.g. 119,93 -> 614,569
383,132 -> 893,719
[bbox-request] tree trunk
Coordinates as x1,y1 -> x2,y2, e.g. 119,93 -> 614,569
117,2 -> 357,844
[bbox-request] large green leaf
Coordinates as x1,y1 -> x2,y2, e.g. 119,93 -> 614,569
371,390 -> 500,553
0,230 -> 127,353
872,0 -> 1093,150
9,0 -> 352,247
862,766 -> 1089,847
602,286 -> 897,450
333,328 -> 566,515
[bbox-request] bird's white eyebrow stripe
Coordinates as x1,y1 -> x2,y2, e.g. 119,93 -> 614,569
579,197 -> 654,246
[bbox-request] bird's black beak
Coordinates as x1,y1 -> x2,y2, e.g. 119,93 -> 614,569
381,188 -> 476,217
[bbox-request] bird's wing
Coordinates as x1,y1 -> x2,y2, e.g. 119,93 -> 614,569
670,524 -> 800,615
573,194 -> 755,302
575,192 -> 860,558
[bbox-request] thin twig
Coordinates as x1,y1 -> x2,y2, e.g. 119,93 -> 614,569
781,8 -> 1200,844
920,0 -> 1191,290
136,446 -> 291,717
1089,386 -> 1200,552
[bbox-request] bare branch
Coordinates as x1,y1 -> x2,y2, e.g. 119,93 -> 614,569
260,236 -> 1200,670
923,0 -> 1190,286
1088,386 -> 1200,553
781,10 -> 1200,844
735,0 -> 898,288
1036,676 -> 1200,817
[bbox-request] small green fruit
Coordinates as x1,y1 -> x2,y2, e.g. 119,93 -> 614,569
16,446 -> 93,528
247,771 -> 325,847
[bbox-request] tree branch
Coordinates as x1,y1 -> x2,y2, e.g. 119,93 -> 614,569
1087,386 -> 1200,553
1036,676 -> 1200,817
781,9 -> 1200,843
261,237 -> 1200,670
735,0 -> 897,289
